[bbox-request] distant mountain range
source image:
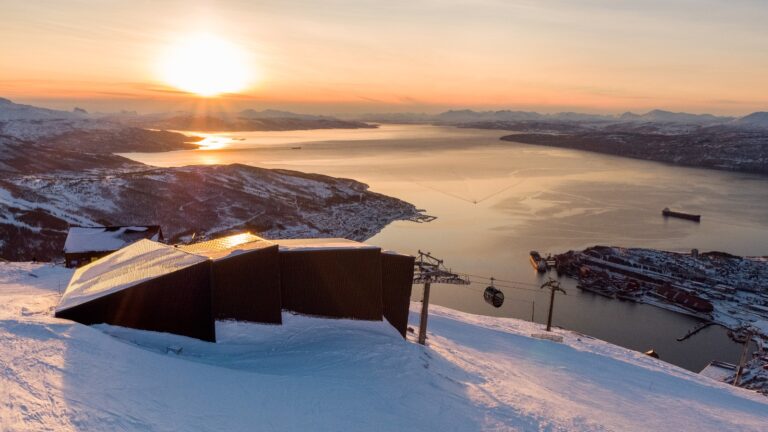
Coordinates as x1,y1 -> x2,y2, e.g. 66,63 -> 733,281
238,109 -> 333,121
617,109 -> 732,124
0,99 -> 380,145
0,97 -> 86,122
357,108 -> 768,128
123,114 -> 375,132
3,97 -> 766,129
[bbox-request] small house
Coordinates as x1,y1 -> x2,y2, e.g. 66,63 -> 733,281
63,225 -> 164,268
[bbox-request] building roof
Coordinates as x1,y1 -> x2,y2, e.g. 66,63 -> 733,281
699,360 -> 736,381
56,239 -> 208,313
177,233 -> 275,261
273,238 -> 380,252
63,226 -> 163,254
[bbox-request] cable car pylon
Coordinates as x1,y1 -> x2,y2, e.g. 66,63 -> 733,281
413,250 -> 470,345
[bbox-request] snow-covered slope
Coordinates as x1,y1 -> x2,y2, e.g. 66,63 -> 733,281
0,98 -> 109,141
0,160 -> 418,261
1,262 -> 766,431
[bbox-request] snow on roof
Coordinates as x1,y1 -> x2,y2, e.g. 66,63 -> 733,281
273,238 -> 380,252
382,250 -> 414,258
57,239 -> 207,312
699,360 -> 736,381
63,226 -> 161,254
177,233 -> 275,261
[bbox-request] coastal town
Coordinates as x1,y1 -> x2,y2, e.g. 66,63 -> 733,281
553,246 -> 768,393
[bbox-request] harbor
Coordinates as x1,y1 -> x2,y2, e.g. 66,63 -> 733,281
552,245 -> 768,394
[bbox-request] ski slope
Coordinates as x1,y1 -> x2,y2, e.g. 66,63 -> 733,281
1,262 -> 766,431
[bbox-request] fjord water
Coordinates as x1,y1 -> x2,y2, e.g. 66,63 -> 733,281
124,124 -> 768,372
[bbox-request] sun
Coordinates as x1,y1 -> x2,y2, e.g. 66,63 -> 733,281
160,34 -> 252,97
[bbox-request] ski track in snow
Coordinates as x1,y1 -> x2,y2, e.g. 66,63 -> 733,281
1,262 -> 767,431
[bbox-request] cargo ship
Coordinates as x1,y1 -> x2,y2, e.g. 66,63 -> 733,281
529,251 -> 548,273
662,207 -> 701,222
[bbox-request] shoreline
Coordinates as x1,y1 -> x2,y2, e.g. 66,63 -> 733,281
553,245 -> 768,392
500,129 -> 768,176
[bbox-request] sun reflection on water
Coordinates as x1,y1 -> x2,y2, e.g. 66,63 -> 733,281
197,135 -> 232,150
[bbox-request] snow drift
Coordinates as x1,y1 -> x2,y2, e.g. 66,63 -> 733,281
1,262 -> 767,431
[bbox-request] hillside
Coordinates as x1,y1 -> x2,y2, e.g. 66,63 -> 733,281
0,99 -> 419,261
735,112 -> 768,129
1,262 -> 767,431
500,126 -> 768,175
0,139 -> 418,260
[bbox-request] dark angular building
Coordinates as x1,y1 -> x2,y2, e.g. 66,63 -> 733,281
178,233 -> 282,324
381,251 -> 415,337
55,239 -> 215,342
56,233 -> 416,342
275,238 -> 384,321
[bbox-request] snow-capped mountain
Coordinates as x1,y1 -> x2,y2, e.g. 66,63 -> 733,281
435,109 -> 544,123
379,108 -> 729,125
238,108 -> 333,121
0,97 -> 85,122
735,112 -> 768,129
618,109 -> 731,124
0,98 -> 116,141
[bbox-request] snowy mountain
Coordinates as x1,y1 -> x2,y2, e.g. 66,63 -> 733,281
0,140 -> 418,260
0,97 -> 84,121
238,108 -> 333,121
0,99 -> 419,261
353,112 -> 435,123
502,126 -> 768,175
0,98 -> 110,141
549,111 -> 613,122
376,108 -> 728,125
735,112 -> 768,129
119,113 -> 375,132
1,262 -> 766,431
102,108 -> 376,132
435,109 -> 544,123
618,109 -> 731,124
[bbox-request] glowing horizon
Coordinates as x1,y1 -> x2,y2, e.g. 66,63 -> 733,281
158,33 -> 254,97
1,0 -> 767,115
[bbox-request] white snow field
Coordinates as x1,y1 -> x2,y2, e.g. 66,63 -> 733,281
1,262 -> 767,431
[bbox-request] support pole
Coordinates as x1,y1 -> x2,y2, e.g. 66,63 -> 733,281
540,278 -> 565,332
546,286 -> 556,332
531,301 -> 535,322
418,280 -> 431,345
734,332 -> 752,386
411,250 -> 468,346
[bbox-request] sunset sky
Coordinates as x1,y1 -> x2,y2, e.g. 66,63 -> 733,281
1,0 -> 767,115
